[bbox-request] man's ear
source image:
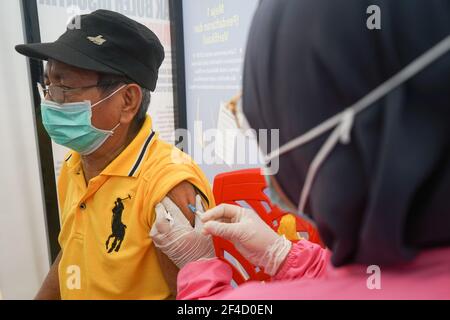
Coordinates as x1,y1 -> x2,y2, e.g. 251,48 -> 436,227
119,83 -> 142,124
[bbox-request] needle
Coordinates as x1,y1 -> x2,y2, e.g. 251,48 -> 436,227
188,203 -> 202,218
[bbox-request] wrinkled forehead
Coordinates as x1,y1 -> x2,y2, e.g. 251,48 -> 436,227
45,59 -> 99,85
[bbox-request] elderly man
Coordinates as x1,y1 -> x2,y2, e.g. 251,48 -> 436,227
16,10 -> 214,299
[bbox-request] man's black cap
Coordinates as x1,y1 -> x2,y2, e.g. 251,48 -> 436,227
15,10 -> 165,91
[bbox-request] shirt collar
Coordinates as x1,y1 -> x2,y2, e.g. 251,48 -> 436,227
65,116 -> 157,178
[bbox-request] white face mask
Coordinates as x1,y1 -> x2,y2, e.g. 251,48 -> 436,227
264,35 -> 450,216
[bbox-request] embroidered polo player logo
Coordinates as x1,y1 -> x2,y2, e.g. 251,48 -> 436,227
87,35 -> 107,45
105,195 -> 130,253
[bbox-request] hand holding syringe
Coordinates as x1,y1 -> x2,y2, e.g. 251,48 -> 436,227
150,194 -> 215,268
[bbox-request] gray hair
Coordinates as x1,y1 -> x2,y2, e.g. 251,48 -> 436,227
98,73 -> 150,128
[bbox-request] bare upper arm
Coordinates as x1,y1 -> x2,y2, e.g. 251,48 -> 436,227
155,181 -> 200,297
166,181 -> 198,226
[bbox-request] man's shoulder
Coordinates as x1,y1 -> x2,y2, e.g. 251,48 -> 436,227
139,137 -> 206,188
144,137 -> 196,170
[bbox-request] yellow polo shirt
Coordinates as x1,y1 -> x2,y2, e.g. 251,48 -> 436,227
57,116 -> 214,299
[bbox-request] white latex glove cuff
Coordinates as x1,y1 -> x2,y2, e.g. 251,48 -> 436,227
257,235 -> 292,276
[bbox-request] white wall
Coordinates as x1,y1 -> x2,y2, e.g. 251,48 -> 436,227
0,0 -> 50,299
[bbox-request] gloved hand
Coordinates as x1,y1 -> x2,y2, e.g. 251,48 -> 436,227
150,195 -> 215,269
201,204 -> 292,276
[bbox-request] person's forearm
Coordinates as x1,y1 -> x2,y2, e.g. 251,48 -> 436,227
35,251 -> 62,300
154,181 -> 204,298
155,248 -> 179,299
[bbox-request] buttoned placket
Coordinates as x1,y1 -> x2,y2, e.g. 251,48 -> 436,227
71,164 -> 109,235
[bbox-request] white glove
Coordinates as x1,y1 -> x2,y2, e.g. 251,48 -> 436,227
150,195 -> 215,269
201,204 -> 292,276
